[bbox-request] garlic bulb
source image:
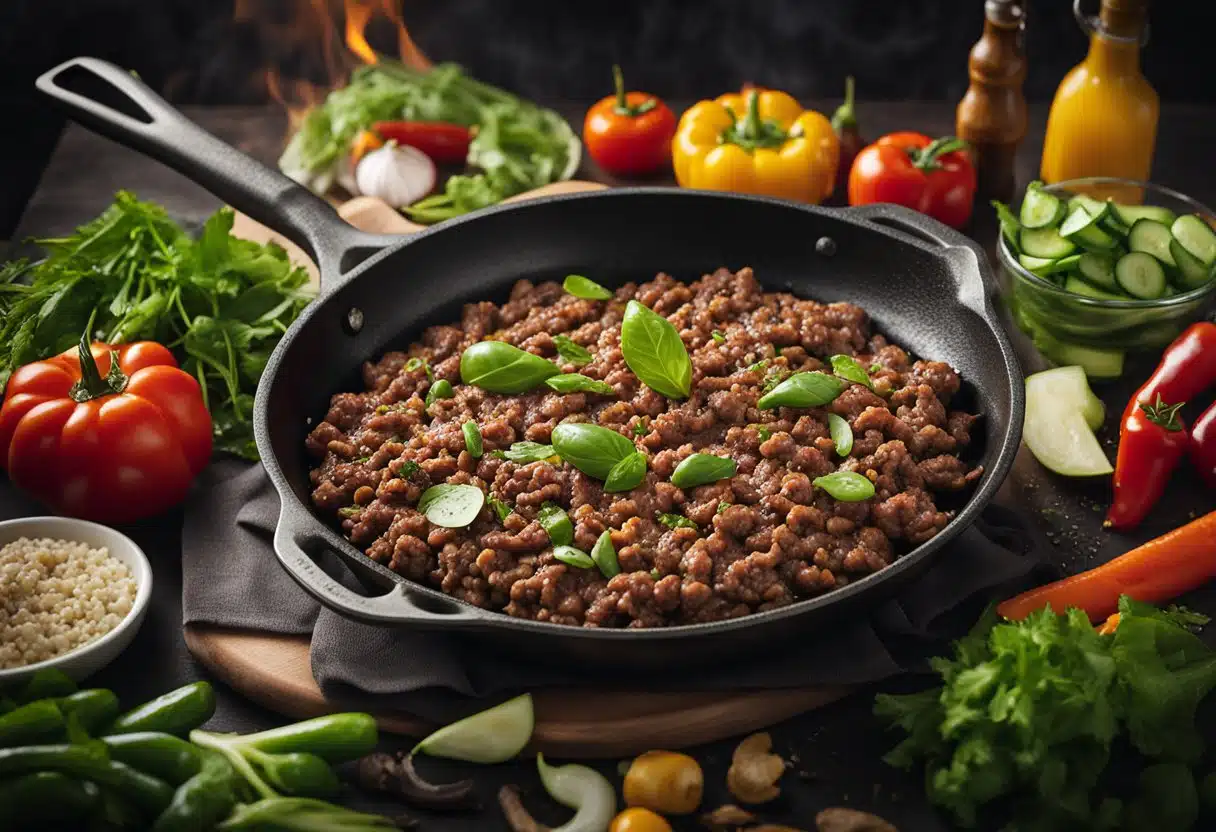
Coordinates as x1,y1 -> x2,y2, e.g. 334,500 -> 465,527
354,141 -> 436,207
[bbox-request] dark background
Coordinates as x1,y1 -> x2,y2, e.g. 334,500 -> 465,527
0,0 -> 1208,236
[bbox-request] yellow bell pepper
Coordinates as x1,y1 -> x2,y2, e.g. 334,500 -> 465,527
672,89 -> 839,204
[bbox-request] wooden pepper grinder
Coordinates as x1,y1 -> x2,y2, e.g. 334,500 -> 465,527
957,0 -> 1028,203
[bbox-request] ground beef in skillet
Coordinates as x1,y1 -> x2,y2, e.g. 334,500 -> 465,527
306,267 -> 982,628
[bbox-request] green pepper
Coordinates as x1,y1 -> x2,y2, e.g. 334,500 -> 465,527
151,751 -> 238,832
217,797 -> 400,831
94,785 -> 146,831
0,695 -> 16,715
105,682 -> 216,738
247,749 -> 341,798
103,732 -> 203,786
93,759 -> 176,818
14,668 -> 77,703
0,700 -> 64,748
0,741 -> 112,780
59,689 -> 121,735
0,771 -> 101,829
228,713 -> 378,763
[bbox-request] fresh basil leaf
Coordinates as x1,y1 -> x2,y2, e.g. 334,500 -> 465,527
620,300 -> 692,400
813,471 -> 875,502
711,330 -> 726,344
604,451 -> 647,493
462,420 -> 483,458
551,422 -> 636,480
657,512 -> 699,532
830,354 -> 874,390
553,545 -> 595,569
828,413 -> 853,457
460,341 -> 559,394
757,371 -> 846,410
545,373 -> 615,395
562,274 -> 613,300
503,441 -> 557,463
552,334 -> 592,366
425,379 -> 455,408
418,483 -> 485,527
590,530 -> 620,578
538,501 -> 574,546
670,453 -> 737,489
488,495 -> 512,523
761,369 -> 788,395
489,449 -> 508,460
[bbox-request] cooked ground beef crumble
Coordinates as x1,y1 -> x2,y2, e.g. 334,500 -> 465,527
306,267 -> 982,627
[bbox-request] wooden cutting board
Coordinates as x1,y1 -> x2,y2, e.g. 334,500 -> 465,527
188,180 -> 852,758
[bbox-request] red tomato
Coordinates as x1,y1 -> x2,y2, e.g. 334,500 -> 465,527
848,131 -> 977,229
583,66 -> 677,177
0,337 -> 212,523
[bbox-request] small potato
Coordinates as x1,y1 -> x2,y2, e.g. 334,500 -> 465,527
623,750 -> 704,815
816,807 -> 899,832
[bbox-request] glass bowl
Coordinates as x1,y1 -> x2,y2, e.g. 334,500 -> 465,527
997,177 -> 1216,377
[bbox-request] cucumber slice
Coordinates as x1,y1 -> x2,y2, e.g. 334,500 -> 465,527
1110,202 -> 1177,228
1127,219 -> 1177,266
1020,183 -> 1066,229
1099,200 -> 1130,236
992,200 -> 1023,255
1051,342 -> 1125,381
1114,252 -> 1167,299
1171,214 -> 1216,266
1169,239 -> 1214,290
1019,253 -> 1081,277
1068,194 -> 1108,217
1064,275 -> 1130,301
1021,227 -> 1077,259
1023,366 -> 1112,477
413,693 -> 534,763
1060,206 -> 1118,251
1077,252 -> 1118,290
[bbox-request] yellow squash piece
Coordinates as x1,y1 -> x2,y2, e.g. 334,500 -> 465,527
672,89 -> 839,204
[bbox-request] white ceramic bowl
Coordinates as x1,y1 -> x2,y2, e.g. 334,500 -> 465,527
0,517 -> 152,685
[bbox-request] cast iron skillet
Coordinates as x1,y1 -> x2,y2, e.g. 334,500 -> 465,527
38,58 -> 1023,670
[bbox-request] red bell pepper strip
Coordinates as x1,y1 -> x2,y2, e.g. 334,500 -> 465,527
1105,395 -> 1190,531
1122,321 -> 1216,422
998,510 -> 1216,623
371,121 -> 472,164
1192,400 -> 1216,489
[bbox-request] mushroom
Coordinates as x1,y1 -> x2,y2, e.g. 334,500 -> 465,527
499,784 -> 550,832
355,751 -> 477,810
815,807 -> 898,832
725,732 -> 786,805
700,803 -> 758,829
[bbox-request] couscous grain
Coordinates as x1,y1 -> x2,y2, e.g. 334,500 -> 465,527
0,537 -> 137,669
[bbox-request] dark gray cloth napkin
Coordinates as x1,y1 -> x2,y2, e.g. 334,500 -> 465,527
182,460 -> 1047,724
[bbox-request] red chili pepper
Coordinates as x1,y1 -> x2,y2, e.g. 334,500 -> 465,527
1122,321 -> 1216,422
1191,399 -> 1216,489
1105,394 -> 1190,531
371,121 -> 472,164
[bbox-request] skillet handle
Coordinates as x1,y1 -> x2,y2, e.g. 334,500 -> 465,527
273,511 -> 487,629
35,57 -> 402,286
843,202 -> 997,312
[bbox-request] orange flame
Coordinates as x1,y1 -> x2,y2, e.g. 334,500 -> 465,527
237,0 -> 432,125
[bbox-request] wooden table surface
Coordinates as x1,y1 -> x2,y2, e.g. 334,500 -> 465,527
8,101 -> 1216,831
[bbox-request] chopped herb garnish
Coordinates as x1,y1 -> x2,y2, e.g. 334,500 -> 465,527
545,373 -> 615,395
750,424 -> 772,442
425,379 -> 454,409
396,461 -> 420,478
649,568 -> 661,580
375,405 -> 390,414
590,530 -> 620,579
761,369 -> 788,395
538,502 -> 574,547
711,330 -> 726,344
830,354 -> 874,391
503,441 -> 558,463
870,363 -> 883,373
488,495 -> 512,523
553,334 -> 593,366
657,512 -> 699,532
489,449 -> 508,460
553,544 -> 595,569
405,356 -> 435,382
632,418 -> 649,437
717,501 -> 731,515
462,420 -> 483,458
354,456 -> 371,463
746,359 -> 770,374
338,506 -> 361,518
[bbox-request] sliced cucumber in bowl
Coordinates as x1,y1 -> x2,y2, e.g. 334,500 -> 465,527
1023,366 -> 1112,477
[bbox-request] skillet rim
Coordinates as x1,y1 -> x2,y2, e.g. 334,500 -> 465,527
255,187 -> 1025,640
